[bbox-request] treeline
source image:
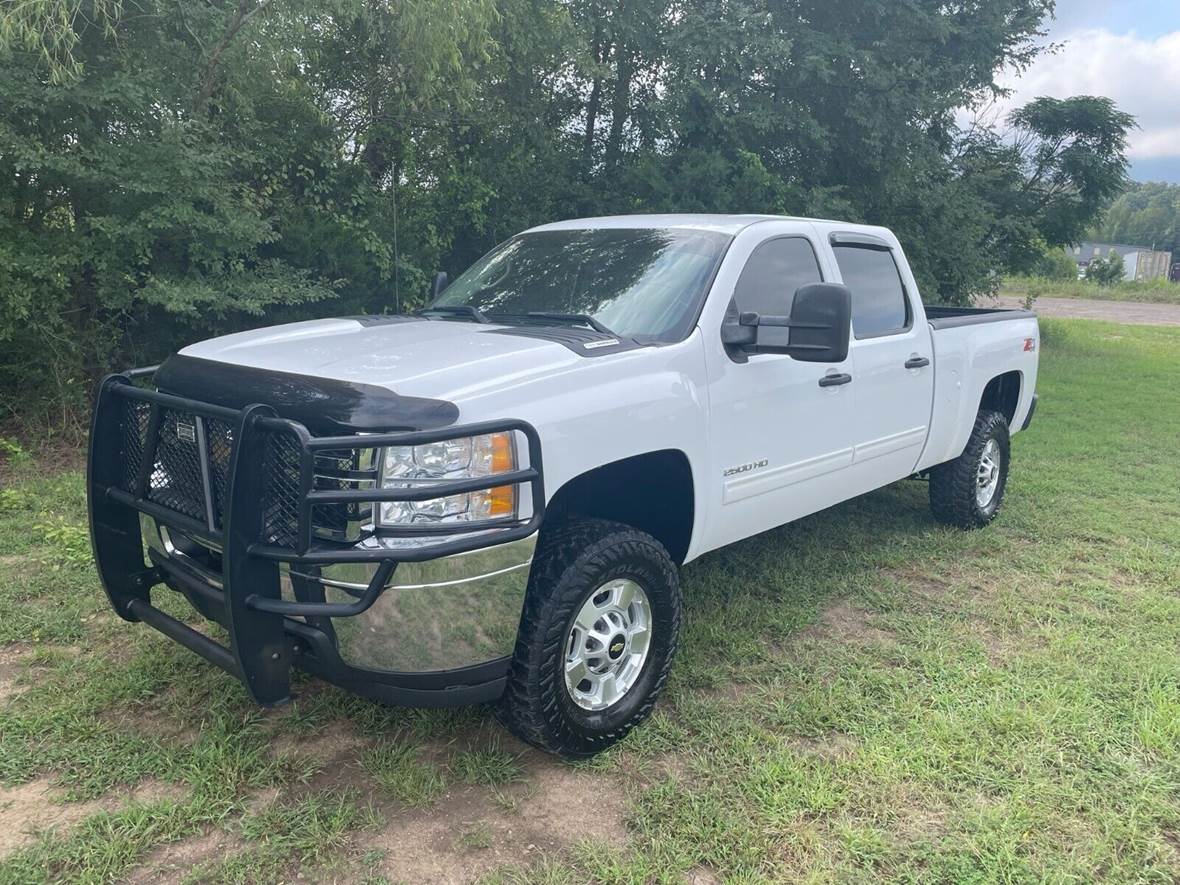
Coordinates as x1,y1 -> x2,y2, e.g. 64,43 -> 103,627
0,0 -> 1134,433
1090,182 -> 1180,257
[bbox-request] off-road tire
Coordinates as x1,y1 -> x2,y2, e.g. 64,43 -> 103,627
496,518 -> 682,758
929,409 -> 1011,529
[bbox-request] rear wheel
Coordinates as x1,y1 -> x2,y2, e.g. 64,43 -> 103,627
929,410 -> 1011,529
496,518 -> 682,757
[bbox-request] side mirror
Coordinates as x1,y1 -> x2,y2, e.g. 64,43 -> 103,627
430,271 -> 450,299
721,283 -> 851,363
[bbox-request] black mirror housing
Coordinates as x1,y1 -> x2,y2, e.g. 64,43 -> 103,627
785,282 -> 851,362
721,282 -> 851,363
430,271 -> 450,299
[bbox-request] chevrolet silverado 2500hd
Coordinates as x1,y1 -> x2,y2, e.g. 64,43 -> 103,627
88,214 -> 1039,757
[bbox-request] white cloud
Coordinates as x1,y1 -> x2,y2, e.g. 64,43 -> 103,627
970,29 -> 1180,162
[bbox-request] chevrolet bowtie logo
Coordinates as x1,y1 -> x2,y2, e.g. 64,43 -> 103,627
610,641 -> 625,655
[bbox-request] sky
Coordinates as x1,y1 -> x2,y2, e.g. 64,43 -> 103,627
971,0 -> 1180,183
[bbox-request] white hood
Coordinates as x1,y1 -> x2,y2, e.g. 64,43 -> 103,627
178,316 -> 585,403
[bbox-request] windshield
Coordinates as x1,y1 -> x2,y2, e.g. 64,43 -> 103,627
433,228 -> 732,342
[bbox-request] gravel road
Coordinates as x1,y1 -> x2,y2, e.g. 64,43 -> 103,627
994,296 -> 1180,326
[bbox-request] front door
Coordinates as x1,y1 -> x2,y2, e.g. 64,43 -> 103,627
702,224 -> 859,551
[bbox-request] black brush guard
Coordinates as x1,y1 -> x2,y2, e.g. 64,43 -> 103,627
87,371 -> 544,707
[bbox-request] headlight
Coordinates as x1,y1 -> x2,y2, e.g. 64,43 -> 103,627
378,432 -> 517,526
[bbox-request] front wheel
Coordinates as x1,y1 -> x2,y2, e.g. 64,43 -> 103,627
496,518 -> 682,758
929,409 -> 1011,529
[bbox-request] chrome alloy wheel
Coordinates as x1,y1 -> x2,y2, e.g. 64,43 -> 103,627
976,438 -> 1002,508
564,579 -> 653,711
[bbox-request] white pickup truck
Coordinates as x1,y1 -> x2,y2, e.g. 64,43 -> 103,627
88,214 -> 1039,757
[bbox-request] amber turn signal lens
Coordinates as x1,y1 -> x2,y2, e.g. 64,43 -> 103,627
488,484 -> 516,517
490,432 -> 514,473
488,433 -> 517,516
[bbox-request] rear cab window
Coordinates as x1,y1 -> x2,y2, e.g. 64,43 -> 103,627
832,242 -> 911,339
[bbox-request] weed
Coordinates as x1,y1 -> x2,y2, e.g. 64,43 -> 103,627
455,822 -> 495,851
360,740 -> 447,807
452,745 -> 522,787
0,436 -> 31,468
34,516 -> 92,568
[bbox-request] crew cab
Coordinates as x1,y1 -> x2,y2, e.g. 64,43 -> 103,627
87,214 -> 1039,757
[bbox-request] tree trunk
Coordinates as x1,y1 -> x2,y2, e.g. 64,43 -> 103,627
583,21 -> 605,165
604,53 -> 632,168
603,0 -> 632,168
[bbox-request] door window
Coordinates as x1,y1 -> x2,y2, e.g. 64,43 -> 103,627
733,237 -> 823,317
833,245 -> 910,338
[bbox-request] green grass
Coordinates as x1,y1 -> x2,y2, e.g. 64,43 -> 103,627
451,745 -> 523,787
360,740 -> 448,806
1000,273 -> 1180,304
194,790 -> 380,883
1,317 -> 1179,882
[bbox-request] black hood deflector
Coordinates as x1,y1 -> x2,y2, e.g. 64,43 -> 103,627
154,355 -> 459,435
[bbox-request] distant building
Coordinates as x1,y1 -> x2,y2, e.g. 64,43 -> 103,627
1070,242 -> 1173,282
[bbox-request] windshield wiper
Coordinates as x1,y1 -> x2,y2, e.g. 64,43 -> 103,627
521,312 -> 618,336
414,304 -> 491,324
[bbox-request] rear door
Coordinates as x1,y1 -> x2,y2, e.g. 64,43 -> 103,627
830,233 -> 934,489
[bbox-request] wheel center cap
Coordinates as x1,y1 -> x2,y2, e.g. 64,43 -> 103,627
608,634 -> 627,660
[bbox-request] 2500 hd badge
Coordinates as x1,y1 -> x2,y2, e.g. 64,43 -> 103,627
723,459 -> 769,477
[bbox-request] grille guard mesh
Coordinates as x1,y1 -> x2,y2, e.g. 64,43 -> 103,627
95,372 -> 544,560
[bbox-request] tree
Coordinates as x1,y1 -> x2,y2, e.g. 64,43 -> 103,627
0,0 -> 494,429
1032,245 -> 1080,280
1005,96 -> 1136,266
0,0 -> 1137,433
1089,181 -> 1180,257
1085,250 -> 1126,286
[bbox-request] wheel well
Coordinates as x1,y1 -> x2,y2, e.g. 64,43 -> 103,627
543,450 -> 694,564
979,371 -> 1021,425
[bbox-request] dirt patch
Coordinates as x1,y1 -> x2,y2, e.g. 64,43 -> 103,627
799,600 -> 895,647
0,778 -> 187,859
0,779 -> 103,858
884,566 -> 955,602
271,719 -> 373,791
1161,830 -> 1180,866
786,731 -> 858,761
373,759 -> 628,883
243,785 -> 283,815
127,780 -> 188,805
647,751 -> 695,783
272,719 -> 368,764
0,646 -> 29,705
970,622 -> 1024,665
686,866 -> 722,885
883,564 -> 1005,609
103,704 -> 200,745
125,829 -> 239,884
883,784 -> 953,843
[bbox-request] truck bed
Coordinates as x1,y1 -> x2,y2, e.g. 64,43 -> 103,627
916,303 -> 1039,473
925,305 -> 1036,330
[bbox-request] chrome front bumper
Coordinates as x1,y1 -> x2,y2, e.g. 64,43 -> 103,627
143,515 -> 536,675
